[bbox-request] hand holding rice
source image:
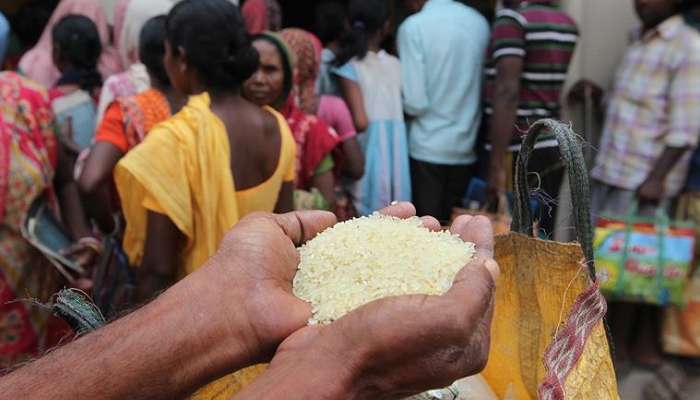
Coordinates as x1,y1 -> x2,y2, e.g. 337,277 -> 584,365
293,214 -> 476,324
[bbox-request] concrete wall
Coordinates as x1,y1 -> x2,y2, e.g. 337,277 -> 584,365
562,0 -> 638,90
554,0 -> 639,240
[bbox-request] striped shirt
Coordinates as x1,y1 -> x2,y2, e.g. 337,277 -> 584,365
483,0 -> 578,146
591,15 -> 700,197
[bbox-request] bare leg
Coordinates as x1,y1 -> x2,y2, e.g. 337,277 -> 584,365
633,304 -> 664,367
608,301 -> 637,364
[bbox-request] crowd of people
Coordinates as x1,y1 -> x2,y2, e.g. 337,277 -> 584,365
1,0 -> 700,397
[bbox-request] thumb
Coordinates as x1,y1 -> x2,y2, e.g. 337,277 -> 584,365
448,257 -> 499,317
272,211 -> 337,246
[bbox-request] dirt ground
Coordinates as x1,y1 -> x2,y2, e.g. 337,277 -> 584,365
618,365 -> 700,400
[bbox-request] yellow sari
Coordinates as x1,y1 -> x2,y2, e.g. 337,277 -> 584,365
115,93 -> 295,398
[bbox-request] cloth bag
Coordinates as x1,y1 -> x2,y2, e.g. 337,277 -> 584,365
663,192 -> 700,355
595,204 -> 695,306
482,120 -> 618,399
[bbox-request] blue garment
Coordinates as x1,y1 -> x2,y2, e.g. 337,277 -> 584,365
0,12 -> 9,67
317,48 -> 341,97
52,91 -> 97,150
398,0 -> 489,165
334,54 -> 412,215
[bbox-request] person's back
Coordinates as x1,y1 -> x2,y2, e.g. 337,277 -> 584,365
115,0 -> 295,293
333,0 -> 412,216
483,0 -> 577,237
484,0 -> 578,139
398,0 -> 488,222
399,0 -> 489,165
212,95 -> 289,208
50,14 -> 103,152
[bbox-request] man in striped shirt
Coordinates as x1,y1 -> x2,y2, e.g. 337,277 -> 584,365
484,0 -> 578,237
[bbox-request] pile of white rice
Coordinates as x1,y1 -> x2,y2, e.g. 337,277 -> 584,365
293,214 -> 475,325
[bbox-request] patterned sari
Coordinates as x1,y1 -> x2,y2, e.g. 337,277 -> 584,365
118,89 -> 172,149
0,72 -> 66,368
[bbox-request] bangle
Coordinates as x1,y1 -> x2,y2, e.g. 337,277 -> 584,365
78,237 -> 103,254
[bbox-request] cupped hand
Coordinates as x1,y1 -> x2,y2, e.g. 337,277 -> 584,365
200,210 -> 337,363
236,206 -> 499,400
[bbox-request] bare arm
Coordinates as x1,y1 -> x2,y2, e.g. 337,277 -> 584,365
136,211 -> 182,302
487,57 -> 523,195
340,137 -> 365,180
274,181 -> 295,213
0,211 -> 339,400
312,170 -> 337,213
0,266 -> 254,400
78,142 -> 125,232
637,146 -> 689,202
54,141 -> 92,240
339,77 -> 369,133
78,142 -> 124,194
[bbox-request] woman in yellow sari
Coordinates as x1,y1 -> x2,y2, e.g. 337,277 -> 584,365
114,0 -> 294,396
116,0 -> 294,297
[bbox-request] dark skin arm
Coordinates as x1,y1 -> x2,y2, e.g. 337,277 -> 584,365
54,141 -> 92,240
78,142 -> 124,194
54,141 -> 101,276
340,137 -> 365,180
339,77 -> 369,133
487,57 -> 523,196
637,146 -> 689,203
78,142 -> 125,232
275,181 -> 294,213
312,170 -> 337,213
137,211 -> 182,302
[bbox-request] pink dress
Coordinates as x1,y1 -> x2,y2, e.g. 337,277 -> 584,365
316,95 -> 356,142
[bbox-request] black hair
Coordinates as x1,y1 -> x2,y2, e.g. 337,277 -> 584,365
52,14 -> 102,91
166,0 -> 259,91
334,0 -> 389,67
139,15 -> 169,86
314,1 -> 347,45
12,0 -> 59,48
251,33 -> 294,100
680,0 -> 697,12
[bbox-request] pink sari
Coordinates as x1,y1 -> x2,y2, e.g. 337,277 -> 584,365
18,0 -> 121,88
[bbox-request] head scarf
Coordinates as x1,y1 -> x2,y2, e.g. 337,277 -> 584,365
279,28 -> 323,115
18,0 -> 121,88
242,0 -> 282,34
252,31 -> 296,103
117,0 -> 178,68
112,0 -> 131,67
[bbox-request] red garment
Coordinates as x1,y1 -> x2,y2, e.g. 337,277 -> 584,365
242,0 -> 269,35
280,28 -> 323,115
281,97 -> 340,190
0,72 -> 68,368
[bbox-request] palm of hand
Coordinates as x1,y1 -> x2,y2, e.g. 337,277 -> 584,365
210,212 -> 336,361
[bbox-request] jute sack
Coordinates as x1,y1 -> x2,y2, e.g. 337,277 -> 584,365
481,120 -> 619,399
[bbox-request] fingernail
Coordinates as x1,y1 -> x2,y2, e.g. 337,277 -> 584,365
390,200 -> 399,205
485,259 -> 500,281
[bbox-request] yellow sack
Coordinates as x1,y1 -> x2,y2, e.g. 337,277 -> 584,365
482,120 -> 618,399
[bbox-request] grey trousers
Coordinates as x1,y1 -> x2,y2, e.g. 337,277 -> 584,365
590,179 -> 670,221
